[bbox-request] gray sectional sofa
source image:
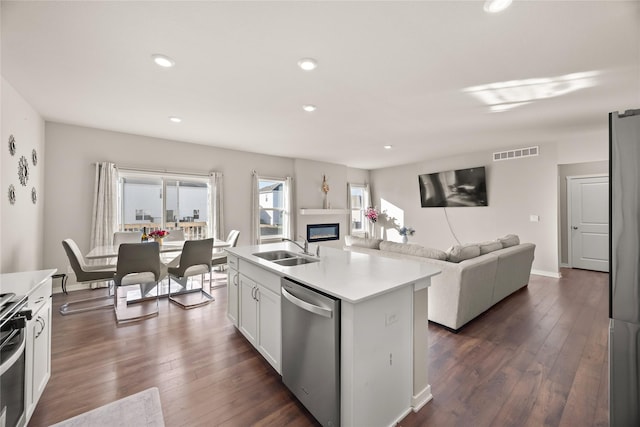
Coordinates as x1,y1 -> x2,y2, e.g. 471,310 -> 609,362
344,235 -> 535,332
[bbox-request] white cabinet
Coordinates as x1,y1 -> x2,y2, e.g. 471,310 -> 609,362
239,275 -> 259,345
237,272 -> 281,373
226,255 -> 239,326
25,276 -> 52,423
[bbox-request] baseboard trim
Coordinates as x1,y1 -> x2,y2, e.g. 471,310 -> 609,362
531,269 -> 562,279
411,384 -> 433,412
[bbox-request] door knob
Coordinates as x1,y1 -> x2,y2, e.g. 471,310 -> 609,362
572,226 -> 578,230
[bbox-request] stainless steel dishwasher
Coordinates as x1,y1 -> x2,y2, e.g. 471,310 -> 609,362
281,277 -> 340,427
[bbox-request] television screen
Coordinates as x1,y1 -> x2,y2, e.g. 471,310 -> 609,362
418,166 -> 487,207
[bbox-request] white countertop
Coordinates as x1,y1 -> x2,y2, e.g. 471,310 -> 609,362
227,242 -> 440,303
0,269 -> 57,297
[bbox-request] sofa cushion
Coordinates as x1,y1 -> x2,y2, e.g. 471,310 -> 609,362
478,241 -> 503,255
446,244 -> 481,263
345,235 -> 383,249
379,241 -> 448,260
497,234 -> 520,248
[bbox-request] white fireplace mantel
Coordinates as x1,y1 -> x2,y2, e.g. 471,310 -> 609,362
299,208 -> 350,215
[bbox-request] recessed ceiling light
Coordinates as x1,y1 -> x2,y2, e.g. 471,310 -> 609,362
484,0 -> 513,13
169,116 -> 182,123
152,54 -> 175,68
302,104 -> 317,112
384,145 -> 393,150
298,58 -> 318,71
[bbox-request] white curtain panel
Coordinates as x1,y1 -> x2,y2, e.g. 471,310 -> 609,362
90,162 -> 118,250
364,183 -> 371,209
209,172 -> 224,240
250,171 -> 260,245
284,176 -> 294,239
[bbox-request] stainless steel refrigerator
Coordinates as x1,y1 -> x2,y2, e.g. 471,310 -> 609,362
609,108 -> 640,426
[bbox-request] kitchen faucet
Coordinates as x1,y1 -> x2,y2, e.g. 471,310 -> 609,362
283,237 -> 314,256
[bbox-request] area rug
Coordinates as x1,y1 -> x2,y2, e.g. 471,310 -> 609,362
50,387 -> 164,427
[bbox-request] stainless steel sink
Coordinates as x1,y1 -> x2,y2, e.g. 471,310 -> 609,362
273,257 -> 319,266
253,250 -> 319,266
253,250 -> 299,261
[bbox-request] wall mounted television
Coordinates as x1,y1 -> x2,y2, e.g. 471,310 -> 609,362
418,166 -> 488,207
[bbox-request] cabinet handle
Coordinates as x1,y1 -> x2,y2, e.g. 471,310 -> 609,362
233,274 -> 239,287
251,286 -> 256,300
255,288 -> 260,302
35,316 -> 45,339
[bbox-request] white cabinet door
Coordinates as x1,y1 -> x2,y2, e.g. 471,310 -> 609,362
227,267 -> 239,326
256,284 -> 281,373
238,275 -> 258,346
26,298 -> 52,419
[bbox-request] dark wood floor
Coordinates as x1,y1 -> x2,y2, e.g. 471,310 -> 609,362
29,268 -> 609,427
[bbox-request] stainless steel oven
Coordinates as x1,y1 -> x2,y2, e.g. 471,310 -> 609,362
0,293 -> 31,427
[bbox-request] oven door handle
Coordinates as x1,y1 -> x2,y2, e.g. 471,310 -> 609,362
0,330 -> 26,377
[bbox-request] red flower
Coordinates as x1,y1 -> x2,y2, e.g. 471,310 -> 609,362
149,230 -> 169,238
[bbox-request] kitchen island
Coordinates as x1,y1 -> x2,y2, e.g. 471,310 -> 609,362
226,242 -> 440,427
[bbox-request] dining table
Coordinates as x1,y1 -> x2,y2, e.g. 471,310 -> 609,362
85,238 -> 231,304
85,239 -> 230,260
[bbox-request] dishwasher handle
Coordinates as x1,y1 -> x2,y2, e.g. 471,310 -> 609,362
281,286 -> 333,319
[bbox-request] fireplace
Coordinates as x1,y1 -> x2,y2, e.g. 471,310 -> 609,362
307,223 -> 340,242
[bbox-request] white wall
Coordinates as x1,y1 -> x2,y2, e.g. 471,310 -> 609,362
370,142 -> 560,275
294,159 -> 353,249
1,78 -> 45,273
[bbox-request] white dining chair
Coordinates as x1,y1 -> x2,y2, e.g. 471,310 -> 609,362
113,231 -> 143,246
209,230 -> 240,289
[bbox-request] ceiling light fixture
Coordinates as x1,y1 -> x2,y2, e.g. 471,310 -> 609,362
483,0 -> 513,13
298,58 -> 318,71
152,54 -> 175,68
302,104 -> 317,112
169,116 -> 182,123
383,145 -> 393,150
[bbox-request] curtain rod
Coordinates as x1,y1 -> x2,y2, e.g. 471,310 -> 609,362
93,162 -> 218,178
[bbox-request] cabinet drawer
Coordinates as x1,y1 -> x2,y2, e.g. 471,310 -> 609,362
227,254 -> 239,270
241,262 -> 281,294
28,277 -> 52,315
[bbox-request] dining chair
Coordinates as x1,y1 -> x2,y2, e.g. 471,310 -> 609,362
166,238 -> 214,309
113,231 -> 143,246
163,228 -> 185,242
59,239 -> 116,315
113,242 -> 164,323
210,230 -> 240,289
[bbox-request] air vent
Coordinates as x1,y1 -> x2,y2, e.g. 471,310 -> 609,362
493,146 -> 539,162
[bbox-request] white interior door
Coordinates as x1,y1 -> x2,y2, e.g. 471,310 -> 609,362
569,175 -> 609,272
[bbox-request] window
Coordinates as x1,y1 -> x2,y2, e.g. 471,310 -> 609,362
257,177 -> 291,242
119,171 -> 212,240
349,183 -> 368,235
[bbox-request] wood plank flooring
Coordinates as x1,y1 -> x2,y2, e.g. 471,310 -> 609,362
29,268 -> 609,426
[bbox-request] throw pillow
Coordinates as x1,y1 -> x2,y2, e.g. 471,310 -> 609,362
446,244 -> 481,263
497,234 -> 520,248
345,235 -> 383,249
380,241 -> 448,260
478,241 -> 503,255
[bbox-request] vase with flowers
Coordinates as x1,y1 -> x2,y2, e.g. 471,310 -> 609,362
365,207 -> 379,238
149,229 -> 169,245
398,226 -> 415,244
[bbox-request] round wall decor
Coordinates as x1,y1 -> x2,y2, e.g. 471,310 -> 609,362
31,187 -> 37,204
8,184 -> 16,205
18,155 -> 30,186
8,135 -> 16,156
32,148 -> 38,166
